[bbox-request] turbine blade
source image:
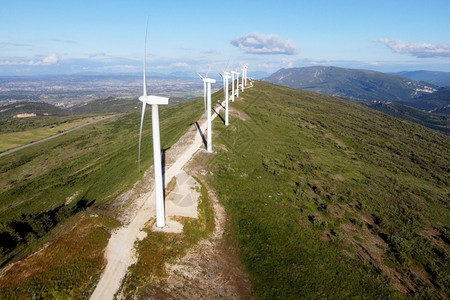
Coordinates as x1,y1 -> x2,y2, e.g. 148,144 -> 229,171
205,59 -> 215,78
224,57 -> 231,72
197,72 -> 204,80
138,101 -> 147,173
143,17 -> 149,97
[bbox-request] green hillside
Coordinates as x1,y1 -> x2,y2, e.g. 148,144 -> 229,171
71,96 -> 139,114
360,100 -> 449,135
0,101 -> 70,120
401,87 -> 450,114
211,81 -> 449,298
0,80 -> 448,298
0,98 -> 205,268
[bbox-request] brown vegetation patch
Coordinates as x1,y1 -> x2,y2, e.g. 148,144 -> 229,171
422,227 -> 448,248
229,107 -> 251,121
329,173 -> 345,182
164,176 -> 177,197
338,215 -> 432,295
324,132 -> 348,149
0,213 -> 115,297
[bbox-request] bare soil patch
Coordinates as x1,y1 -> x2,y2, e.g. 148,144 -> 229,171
229,107 -> 251,121
141,151 -> 252,299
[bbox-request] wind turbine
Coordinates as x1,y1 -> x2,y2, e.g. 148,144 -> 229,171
197,71 -> 216,153
233,71 -> 240,98
219,71 -> 231,126
138,22 -> 169,228
230,71 -> 237,102
241,67 -> 245,92
242,65 -> 248,86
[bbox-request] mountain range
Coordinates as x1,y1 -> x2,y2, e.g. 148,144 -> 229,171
394,70 -> 450,87
263,66 -> 439,102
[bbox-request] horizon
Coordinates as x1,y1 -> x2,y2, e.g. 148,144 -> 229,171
1,0 -> 450,76
1,65 -> 450,80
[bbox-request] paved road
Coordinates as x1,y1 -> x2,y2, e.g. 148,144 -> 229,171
0,114 -> 118,158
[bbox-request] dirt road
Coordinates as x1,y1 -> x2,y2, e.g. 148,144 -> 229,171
90,102 -> 224,300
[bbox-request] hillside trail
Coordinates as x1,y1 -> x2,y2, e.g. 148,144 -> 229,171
90,83 -> 253,299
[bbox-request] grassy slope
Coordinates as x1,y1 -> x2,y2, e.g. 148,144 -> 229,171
211,81 -> 449,298
0,81 -> 448,298
0,98 -> 205,266
0,92 -> 223,298
0,115 -> 108,152
360,100 -> 449,135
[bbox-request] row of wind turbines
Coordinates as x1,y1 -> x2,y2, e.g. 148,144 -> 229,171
138,24 -> 249,228
197,63 -> 248,152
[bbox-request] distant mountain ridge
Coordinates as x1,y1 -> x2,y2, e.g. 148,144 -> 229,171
394,70 -> 450,87
263,66 -> 437,103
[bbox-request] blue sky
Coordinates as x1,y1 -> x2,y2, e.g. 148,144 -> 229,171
1,0 -> 450,76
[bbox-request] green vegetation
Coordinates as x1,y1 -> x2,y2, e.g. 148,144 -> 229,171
0,101 -> 70,120
0,115 -> 107,152
0,213 -> 120,299
210,81 -> 449,298
71,97 -> 139,114
360,100 -> 449,135
0,81 -> 448,298
263,66 -> 450,134
0,98 -> 204,268
0,114 -> 93,134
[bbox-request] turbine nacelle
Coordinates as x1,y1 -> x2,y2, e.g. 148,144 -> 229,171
139,95 -> 169,105
203,78 -> 216,84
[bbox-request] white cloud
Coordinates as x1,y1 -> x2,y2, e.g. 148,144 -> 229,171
172,62 -> 189,68
377,39 -> 450,58
200,49 -> 218,54
89,52 -> 107,58
103,64 -> 139,72
0,53 -> 59,66
51,39 -> 77,44
231,32 -> 299,55
40,53 -> 59,65
0,42 -> 31,48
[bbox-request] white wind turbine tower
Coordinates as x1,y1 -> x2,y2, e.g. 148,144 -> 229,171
242,64 -> 248,87
138,23 -> 169,228
241,65 -> 247,92
219,71 -> 231,126
230,71 -> 238,102
197,71 -> 216,153
235,71 -> 240,98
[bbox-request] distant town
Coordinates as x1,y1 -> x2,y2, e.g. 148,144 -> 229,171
0,75 -> 218,107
